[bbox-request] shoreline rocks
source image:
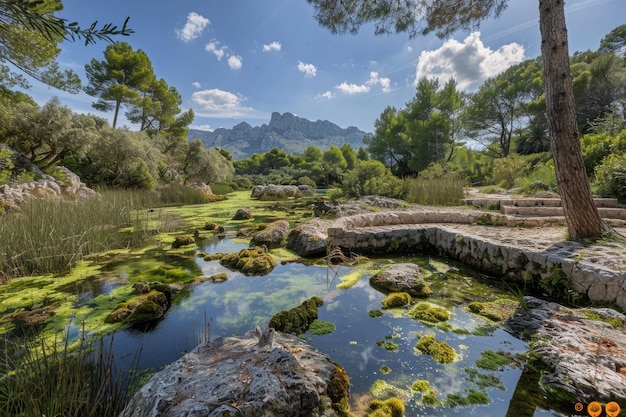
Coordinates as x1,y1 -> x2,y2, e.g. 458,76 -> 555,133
119,328 -> 349,417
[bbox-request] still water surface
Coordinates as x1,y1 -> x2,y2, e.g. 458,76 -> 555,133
105,237 -> 564,417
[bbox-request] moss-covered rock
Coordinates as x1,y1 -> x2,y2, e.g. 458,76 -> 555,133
369,380 -> 404,400
171,235 -> 195,249
220,246 -> 276,276
232,208 -> 253,220
309,319 -> 336,335
381,292 -> 411,309
367,397 -> 405,417
467,299 -> 517,322
368,309 -> 384,318
407,303 -> 451,325
268,296 -> 324,335
203,273 -> 228,283
105,289 -> 169,325
250,220 -> 290,249
415,334 -> 456,364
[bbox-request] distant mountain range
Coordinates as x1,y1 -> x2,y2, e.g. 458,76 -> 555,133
187,112 -> 371,160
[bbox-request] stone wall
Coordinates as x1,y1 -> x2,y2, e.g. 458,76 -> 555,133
321,211 -> 626,311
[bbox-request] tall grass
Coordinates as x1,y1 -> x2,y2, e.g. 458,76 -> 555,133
0,189 -> 167,280
0,328 -> 142,417
406,176 -> 468,205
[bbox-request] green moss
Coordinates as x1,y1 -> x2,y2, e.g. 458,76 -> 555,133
105,289 -> 168,325
220,246 -> 277,276
415,334 -> 456,364
464,368 -> 505,390
407,303 -> 450,325
421,392 -> 443,407
309,319 -> 336,335
205,273 -> 228,283
369,380 -> 403,400
582,310 -> 625,328
268,296 -> 323,335
328,365 -> 352,417
445,390 -> 490,407
376,340 -> 399,352
367,397 -> 405,417
476,349 -> 516,371
381,292 -> 411,309
467,299 -> 518,322
368,309 -> 384,318
171,235 -> 195,249
411,380 -> 432,393
380,365 -> 391,374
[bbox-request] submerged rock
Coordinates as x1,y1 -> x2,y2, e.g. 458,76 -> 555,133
370,263 -> 431,298
504,296 -> 626,403
119,329 -> 349,417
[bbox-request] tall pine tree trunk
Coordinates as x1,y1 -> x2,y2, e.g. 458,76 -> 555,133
539,0 -> 607,239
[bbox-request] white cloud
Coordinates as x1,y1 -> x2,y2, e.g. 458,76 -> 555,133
191,88 -> 259,118
192,81 -> 201,89
297,61 -> 317,77
263,41 -> 282,52
191,124 -> 213,132
336,82 -> 369,95
415,32 -> 525,91
407,46 -> 413,53
336,72 -> 391,95
176,12 -> 210,42
206,42 -> 226,60
316,91 -> 334,99
228,55 -> 243,70
366,71 -> 391,93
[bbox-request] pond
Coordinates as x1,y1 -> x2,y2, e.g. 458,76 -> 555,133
104,236 -> 563,417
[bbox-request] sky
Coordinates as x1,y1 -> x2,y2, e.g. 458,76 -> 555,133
23,0 -> 626,134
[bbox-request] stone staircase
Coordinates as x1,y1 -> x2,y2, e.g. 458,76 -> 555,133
462,196 -> 626,226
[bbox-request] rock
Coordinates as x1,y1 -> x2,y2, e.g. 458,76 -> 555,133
251,220 -> 290,249
0,164 -> 97,211
269,296 -> 324,335
232,207 -> 253,220
287,218 -> 331,257
370,264 -> 431,298
504,296 -> 626,403
105,288 -> 170,325
171,235 -> 195,249
252,184 -> 302,200
119,329 -> 349,417
219,246 -> 277,276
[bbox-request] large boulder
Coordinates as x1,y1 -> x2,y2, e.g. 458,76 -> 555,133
119,328 -> 350,417
287,219 -> 332,257
220,246 -> 277,276
251,220 -> 290,249
505,296 -> 626,403
369,263 -> 431,298
251,184 -> 302,200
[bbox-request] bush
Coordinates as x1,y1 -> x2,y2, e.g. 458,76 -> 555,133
593,152 -> 626,202
340,160 -> 405,199
158,184 -> 208,205
490,155 -> 530,188
210,183 -> 235,195
514,159 -> 557,194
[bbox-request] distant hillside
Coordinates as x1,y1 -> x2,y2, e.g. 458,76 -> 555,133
188,112 -> 371,160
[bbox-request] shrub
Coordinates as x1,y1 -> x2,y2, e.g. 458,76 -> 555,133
489,155 -> 530,188
210,183 -> 235,195
593,152 -> 626,202
514,160 -> 557,194
340,160 -> 405,199
158,184 -> 208,205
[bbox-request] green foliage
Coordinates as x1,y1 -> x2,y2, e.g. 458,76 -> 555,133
368,309 -> 383,318
406,175 -> 466,205
157,184 -> 208,205
593,152 -> 626,202
489,155 -> 531,188
0,330 -> 140,417
408,303 -> 451,325
415,334 -> 456,364
0,147 -> 14,184
581,131 -> 626,176
376,339 -> 399,351
466,299 -> 518,322
513,158 -> 557,194
340,160 -> 405,199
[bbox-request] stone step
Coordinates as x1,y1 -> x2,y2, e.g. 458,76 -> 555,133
463,197 -> 619,209
501,205 -> 626,220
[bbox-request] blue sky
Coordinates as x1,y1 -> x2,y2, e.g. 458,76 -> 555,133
25,0 -> 626,133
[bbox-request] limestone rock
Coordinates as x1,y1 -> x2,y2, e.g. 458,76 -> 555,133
119,329 -> 347,417
232,207 -> 253,220
370,263 -> 431,298
504,296 -> 626,403
251,184 -> 302,200
251,220 -> 290,249
286,218 -> 331,257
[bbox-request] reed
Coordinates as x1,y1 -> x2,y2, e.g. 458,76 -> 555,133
0,189 -> 166,280
406,176 -> 467,206
0,327 -> 141,417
